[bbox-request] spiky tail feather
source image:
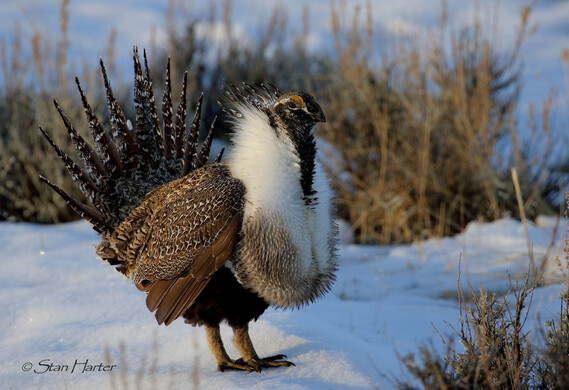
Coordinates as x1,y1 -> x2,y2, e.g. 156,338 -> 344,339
40,47 -> 219,239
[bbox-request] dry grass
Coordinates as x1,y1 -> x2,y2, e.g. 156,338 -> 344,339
147,0 -> 331,137
0,0 -> 563,247
103,331 -> 200,390
394,195 -> 569,389
0,0 -> 118,223
395,276 -> 539,389
317,1 -> 557,244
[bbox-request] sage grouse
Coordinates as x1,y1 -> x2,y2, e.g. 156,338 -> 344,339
40,48 -> 337,372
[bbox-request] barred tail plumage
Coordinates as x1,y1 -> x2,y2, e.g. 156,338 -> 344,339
39,47 -> 218,236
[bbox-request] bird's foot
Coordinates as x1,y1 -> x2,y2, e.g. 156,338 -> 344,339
217,358 -> 258,372
218,354 -> 295,372
239,354 -> 296,371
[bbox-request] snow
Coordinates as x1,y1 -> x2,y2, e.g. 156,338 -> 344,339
1,216 -> 567,389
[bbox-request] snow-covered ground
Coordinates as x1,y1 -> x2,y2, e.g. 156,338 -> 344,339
1,216 -> 567,389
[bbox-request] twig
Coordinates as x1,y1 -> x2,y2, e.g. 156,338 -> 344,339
511,167 -> 536,276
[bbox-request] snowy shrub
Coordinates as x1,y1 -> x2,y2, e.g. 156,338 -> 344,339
395,195 -> 569,389
395,275 -> 539,389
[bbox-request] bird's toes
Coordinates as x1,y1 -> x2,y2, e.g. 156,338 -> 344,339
234,357 -> 262,372
259,355 -> 295,368
262,354 -> 288,362
218,358 -> 260,373
217,355 -> 294,373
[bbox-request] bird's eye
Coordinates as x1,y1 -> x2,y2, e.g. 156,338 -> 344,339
288,102 -> 297,109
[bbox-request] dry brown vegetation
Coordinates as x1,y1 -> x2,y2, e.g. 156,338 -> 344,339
0,0 -> 121,223
394,195 -> 569,389
1,0 -> 563,245
318,2 -> 559,244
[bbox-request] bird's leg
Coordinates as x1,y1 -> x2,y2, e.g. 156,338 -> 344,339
231,323 -> 295,371
204,324 -> 256,372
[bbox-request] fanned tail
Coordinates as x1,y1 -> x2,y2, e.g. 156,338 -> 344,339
40,47 -> 218,238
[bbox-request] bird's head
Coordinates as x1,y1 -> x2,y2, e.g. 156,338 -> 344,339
272,92 -> 326,132
225,85 -> 325,208
223,84 -> 325,149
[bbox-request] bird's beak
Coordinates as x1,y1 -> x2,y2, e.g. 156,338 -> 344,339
315,107 -> 326,123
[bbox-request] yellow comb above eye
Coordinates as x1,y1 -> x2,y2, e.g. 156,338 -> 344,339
290,95 -> 304,107
310,93 -> 316,101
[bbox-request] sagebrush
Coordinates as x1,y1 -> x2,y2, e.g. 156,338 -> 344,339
395,195 -> 569,389
0,0 -> 564,245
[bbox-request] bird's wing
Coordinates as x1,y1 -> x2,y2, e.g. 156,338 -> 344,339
110,164 -> 244,325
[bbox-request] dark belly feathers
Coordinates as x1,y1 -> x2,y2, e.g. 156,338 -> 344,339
183,267 -> 269,328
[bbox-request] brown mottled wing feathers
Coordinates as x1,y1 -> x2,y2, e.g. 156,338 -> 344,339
149,213 -> 241,325
110,164 -> 244,325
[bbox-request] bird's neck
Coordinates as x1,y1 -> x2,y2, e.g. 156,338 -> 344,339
226,111 -> 336,308
228,113 -> 308,219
